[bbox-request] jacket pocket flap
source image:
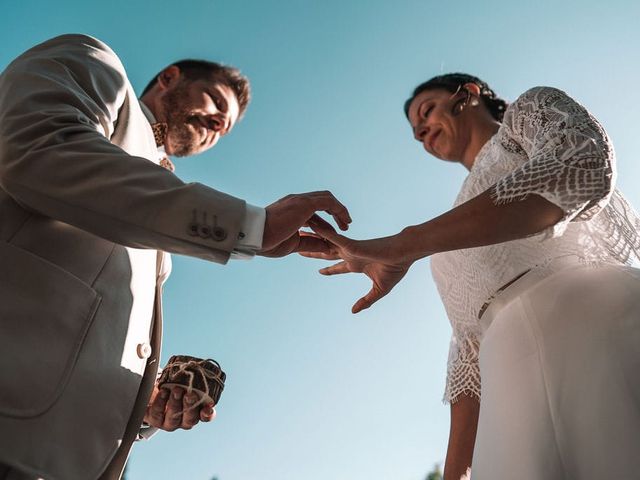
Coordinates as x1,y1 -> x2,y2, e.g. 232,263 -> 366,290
0,241 -> 101,418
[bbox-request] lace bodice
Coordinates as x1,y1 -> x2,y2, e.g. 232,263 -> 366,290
431,87 -> 640,403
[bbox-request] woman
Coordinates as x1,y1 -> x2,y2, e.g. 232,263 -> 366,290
305,74 -> 640,480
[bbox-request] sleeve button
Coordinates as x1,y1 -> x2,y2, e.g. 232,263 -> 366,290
212,227 -> 227,241
188,222 -> 199,236
198,224 -> 212,238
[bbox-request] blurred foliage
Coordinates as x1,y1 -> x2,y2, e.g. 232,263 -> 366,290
426,463 -> 443,480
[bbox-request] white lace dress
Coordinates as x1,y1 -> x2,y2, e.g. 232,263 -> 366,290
429,87 -> 640,479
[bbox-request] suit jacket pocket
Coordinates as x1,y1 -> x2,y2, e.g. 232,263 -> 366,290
0,241 -> 101,418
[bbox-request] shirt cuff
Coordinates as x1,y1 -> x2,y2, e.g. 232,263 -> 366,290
136,423 -> 159,441
231,203 -> 265,260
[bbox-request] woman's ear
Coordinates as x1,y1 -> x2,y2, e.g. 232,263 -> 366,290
463,83 -> 481,107
463,82 -> 481,97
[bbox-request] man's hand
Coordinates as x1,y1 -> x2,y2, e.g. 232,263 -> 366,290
301,216 -> 413,313
259,191 -> 351,258
144,385 -> 215,432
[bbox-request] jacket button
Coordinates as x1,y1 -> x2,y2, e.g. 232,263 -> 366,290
136,343 -> 152,359
212,227 -> 227,241
198,224 -> 212,238
187,222 -> 199,236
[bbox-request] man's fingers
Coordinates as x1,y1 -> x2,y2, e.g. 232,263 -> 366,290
181,392 -> 200,429
352,288 -> 384,314
148,388 -> 170,427
147,386 -> 215,431
162,387 -> 184,431
303,191 -> 352,231
319,261 -> 350,276
200,404 -> 216,423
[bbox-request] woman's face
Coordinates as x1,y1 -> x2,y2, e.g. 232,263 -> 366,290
407,87 -> 472,162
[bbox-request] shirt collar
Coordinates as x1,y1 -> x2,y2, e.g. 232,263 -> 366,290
139,101 -> 157,124
139,100 -> 170,167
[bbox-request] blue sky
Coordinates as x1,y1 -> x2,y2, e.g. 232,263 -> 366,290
3,1 -> 640,479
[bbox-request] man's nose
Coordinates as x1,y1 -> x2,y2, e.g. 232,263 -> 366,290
206,114 -> 226,132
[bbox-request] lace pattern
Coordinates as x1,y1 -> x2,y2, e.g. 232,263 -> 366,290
433,87 -> 640,403
492,87 -> 615,238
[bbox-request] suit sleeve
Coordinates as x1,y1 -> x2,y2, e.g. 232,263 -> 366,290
0,34 -> 246,263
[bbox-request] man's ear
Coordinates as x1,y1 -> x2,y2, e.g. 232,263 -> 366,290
157,65 -> 181,91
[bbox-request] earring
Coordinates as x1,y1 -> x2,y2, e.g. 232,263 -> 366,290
470,97 -> 479,107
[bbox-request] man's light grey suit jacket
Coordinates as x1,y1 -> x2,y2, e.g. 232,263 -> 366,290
0,34 -> 246,480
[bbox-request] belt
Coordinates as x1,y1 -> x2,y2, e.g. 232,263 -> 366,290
478,269 -> 531,320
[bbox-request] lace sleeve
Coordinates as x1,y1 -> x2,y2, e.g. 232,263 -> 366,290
492,87 -> 615,238
444,331 -> 481,403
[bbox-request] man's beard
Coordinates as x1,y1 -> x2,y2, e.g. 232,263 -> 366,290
161,83 -> 202,157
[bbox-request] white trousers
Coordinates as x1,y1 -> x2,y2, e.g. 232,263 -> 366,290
471,258 -> 640,480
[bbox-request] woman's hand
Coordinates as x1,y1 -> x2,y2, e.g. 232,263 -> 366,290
301,216 -> 414,313
259,230 -> 334,258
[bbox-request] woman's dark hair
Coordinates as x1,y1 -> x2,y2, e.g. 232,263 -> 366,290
403,73 -> 507,122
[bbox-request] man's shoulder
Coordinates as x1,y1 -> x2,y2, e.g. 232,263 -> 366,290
5,34 -> 127,79
33,33 -> 113,53
30,34 -> 123,69
2,33 -> 132,99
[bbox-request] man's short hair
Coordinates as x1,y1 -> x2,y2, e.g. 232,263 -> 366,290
142,59 -> 251,118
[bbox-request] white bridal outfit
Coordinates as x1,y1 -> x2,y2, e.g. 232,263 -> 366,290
430,87 -> 640,480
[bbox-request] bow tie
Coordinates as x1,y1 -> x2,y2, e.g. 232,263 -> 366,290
150,122 -> 168,147
150,122 -> 175,173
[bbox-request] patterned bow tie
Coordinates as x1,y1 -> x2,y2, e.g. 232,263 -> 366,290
150,122 -> 175,173
150,122 -> 168,147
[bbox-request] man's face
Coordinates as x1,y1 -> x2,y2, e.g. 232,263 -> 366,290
160,77 -> 240,157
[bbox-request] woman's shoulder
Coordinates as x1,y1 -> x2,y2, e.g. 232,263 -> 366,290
506,86 -> 573,116
515,85 -> 566,100
502,86 -> 594,133
508,86 -> 592,115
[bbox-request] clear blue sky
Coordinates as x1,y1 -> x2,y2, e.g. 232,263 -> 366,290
3,1 -> 640,479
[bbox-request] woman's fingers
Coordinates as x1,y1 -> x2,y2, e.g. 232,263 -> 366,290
298,230 -> 322,239
299,251 -> 341,260
307,215 -> 349,246
319,261 -> 351,275
298,229 -> 341,258
296,233 -> 334,255
352,287 -> 385,314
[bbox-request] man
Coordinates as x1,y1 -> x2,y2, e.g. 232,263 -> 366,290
0,34 -> 350,480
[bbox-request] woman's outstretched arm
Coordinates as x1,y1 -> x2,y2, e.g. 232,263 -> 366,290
306,189 -> 562,312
